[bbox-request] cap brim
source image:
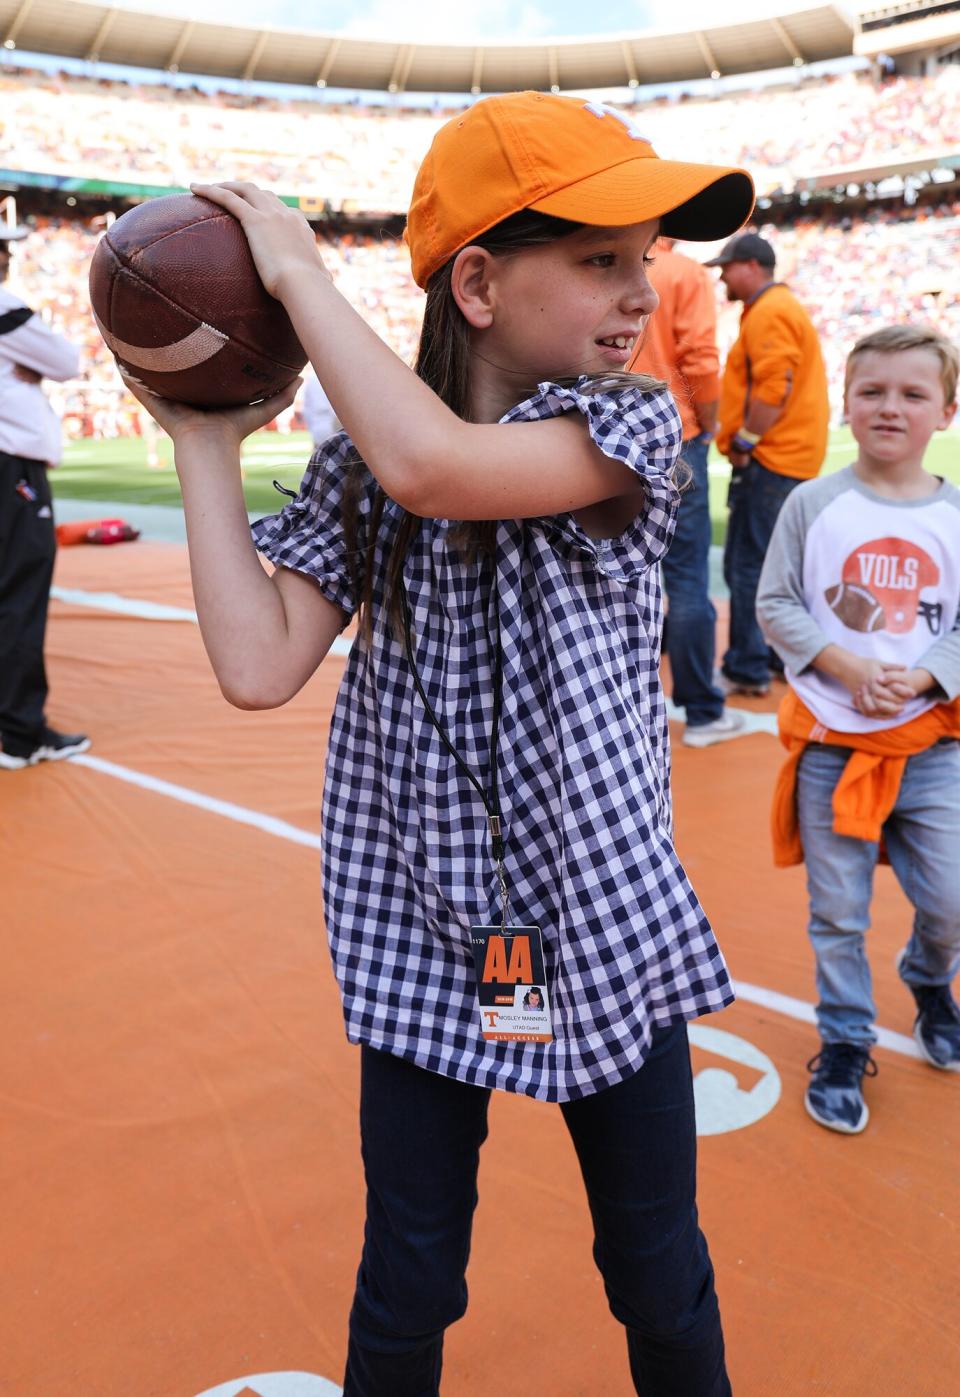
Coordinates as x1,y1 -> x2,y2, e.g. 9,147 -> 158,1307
0,226 -> 29,242
529,160 -> 754,243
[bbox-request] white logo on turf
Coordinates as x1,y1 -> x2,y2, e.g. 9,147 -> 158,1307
193,1373 -> 342,1397
689,1025 -> 781,1135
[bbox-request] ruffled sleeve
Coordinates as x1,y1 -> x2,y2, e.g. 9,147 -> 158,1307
250,431 -> 372,620
502,378 -> 684,572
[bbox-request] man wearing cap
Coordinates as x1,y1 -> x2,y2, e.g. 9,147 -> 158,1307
628,238 -> 745,747
708,231 -> 828,697
0,222 -> 87,770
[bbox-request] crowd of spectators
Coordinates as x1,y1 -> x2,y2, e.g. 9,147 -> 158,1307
5,60 -> 960,440
759,201 -> 960,410
4,63 -> 960,206
8,196 -> 960,440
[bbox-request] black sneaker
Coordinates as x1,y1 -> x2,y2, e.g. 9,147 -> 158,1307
0,727 -> 90,770
910,985 -> 960,1072
0,733 -> 35,770
805,1042 -> 878,1134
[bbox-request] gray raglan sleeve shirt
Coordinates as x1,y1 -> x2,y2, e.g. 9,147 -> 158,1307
757,466 -> 960,702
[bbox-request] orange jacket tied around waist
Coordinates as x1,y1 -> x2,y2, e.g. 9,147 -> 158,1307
772,689 -> 960,868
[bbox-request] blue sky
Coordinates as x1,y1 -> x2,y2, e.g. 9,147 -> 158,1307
136,0 -> 793,44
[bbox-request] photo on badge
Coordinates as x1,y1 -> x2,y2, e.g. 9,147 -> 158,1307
470,925 -> 553,1043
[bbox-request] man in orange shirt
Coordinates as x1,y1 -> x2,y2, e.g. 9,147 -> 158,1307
707,232 -> 828,696
629,238 -> 745,746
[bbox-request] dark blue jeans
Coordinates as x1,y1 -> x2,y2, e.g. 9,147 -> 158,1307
722,459 -> 800,687
343,1024 -> 730,1397
663,434 -> 725,726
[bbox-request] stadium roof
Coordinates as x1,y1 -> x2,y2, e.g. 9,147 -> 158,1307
0,0 -> 859,93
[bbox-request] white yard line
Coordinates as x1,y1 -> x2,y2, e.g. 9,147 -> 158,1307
71,753 -> 324,850
51,586 -> 354,656
51,586 -> 200,623
732,979 -> 921,1060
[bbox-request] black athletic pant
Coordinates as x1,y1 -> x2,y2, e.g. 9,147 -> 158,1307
344,1024 -> 730,1397
0,450 -> 55,742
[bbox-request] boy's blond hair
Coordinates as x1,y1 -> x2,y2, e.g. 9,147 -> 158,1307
844,324 -> 959,406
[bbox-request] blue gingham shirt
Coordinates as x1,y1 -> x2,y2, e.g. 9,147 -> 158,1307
251,379 -> 733,1102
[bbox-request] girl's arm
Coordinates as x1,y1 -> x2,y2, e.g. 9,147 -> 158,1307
190,182 -> 656,520
123,376 -> 346,710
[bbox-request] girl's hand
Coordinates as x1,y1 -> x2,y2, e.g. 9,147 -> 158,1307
120,368 -> 301,450
189,181 -> 332,301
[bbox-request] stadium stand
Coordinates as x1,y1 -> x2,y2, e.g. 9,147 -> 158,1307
4,63 -> 960,204
3,29 -> 960,435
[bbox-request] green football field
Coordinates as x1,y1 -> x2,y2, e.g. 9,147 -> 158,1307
52,425 -> 960,544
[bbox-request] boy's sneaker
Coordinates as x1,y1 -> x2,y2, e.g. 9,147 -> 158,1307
683,710 -> 748,748
0,727 -> 90,769
714,670 -> 770,699
910,985 -> 960,1072
804,1042 -> 878,1134
896,949 -> 960,1071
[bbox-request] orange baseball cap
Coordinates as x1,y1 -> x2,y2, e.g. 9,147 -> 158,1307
405,91 -> 755,289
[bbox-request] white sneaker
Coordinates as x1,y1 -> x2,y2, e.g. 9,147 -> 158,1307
714,671 -> 770,699
682,710 -> 748,748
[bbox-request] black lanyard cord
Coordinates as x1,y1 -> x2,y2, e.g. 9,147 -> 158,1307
399,566 -> 505,867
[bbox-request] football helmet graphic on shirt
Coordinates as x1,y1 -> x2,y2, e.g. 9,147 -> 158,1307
824,536 -> 942,636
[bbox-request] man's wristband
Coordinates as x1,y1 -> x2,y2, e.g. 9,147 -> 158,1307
732,427 -> 761,452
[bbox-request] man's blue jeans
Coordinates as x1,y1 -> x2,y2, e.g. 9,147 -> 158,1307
343,1024 -> 730,1396
797,739 -> 960,1046
663,433 -> 725,726
722,459 -> 800,687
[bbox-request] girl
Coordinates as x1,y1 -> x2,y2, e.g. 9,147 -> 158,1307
124,92 -> 753,1396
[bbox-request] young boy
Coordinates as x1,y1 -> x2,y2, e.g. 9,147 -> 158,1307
757,325 -> 960,1133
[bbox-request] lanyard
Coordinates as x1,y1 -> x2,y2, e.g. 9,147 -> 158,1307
399,565 -> 510,929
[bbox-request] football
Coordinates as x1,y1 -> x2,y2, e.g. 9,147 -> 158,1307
823,582 -> 886,633
88,193 -> 307,408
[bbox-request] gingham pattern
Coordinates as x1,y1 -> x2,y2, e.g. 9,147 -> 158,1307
251,379 -> 733,1102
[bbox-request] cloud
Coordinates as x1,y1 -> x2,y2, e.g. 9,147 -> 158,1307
632,0 -> 790,28
339,0 -> 554,44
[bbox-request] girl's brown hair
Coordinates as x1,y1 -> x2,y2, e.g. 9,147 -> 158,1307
340,209 -> 665,641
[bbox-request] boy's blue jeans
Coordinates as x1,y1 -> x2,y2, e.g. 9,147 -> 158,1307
663,433 -> 725,727
722,459 -> 800,687
343,1024 -> 730,1397
797,739 -> 960,1046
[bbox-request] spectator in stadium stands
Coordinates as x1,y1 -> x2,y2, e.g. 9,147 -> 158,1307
301,370 -> 340,449
709,232 -> 829,697
0,223 -> 88,770
629,237 -> 745,747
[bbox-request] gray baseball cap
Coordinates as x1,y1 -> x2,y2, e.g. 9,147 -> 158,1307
704,231 -> 775,267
